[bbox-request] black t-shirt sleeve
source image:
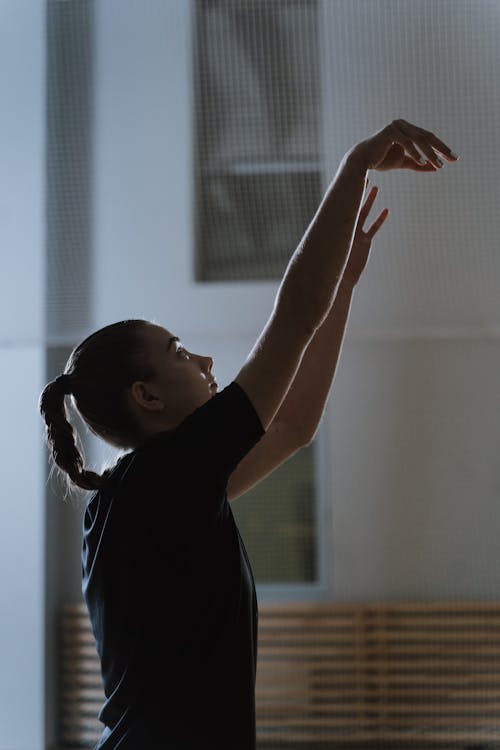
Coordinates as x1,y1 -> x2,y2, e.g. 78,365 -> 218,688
184,381 -> 264,476
174,380 -> 265,478
131,381 -> 265,514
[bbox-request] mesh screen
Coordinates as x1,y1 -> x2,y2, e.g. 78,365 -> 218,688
193,0 -> 322,280
43,2 -> 500,747
45,0 -> 93,343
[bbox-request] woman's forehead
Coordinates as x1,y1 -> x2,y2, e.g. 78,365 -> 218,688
145,323 -> 177,348
145,322 -> 171,337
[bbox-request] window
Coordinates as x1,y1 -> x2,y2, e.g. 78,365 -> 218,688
233,444 -> 317,584
193,0 -> 322,281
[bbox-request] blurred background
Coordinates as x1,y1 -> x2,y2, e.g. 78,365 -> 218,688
1,0 -> 499,748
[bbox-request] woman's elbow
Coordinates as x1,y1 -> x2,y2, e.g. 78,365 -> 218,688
298,429 -> 317,449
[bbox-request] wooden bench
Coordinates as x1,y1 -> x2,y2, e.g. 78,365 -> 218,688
59,601 -> 500,748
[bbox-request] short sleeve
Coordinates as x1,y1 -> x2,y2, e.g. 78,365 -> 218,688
174,380 -> 264,479
132,381 -> 264,495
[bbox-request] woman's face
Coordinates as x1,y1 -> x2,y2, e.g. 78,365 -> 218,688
139,323 -> 218,426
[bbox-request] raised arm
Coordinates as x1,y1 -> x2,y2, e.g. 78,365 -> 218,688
235,119 -> 458,431
227,184 -> 388,501
269,182 -> 389,443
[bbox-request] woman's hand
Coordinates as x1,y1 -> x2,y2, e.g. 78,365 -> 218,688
351,118 -> 459,172
342,183 -> 388,288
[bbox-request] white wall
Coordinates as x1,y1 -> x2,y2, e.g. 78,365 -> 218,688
319,0 -> 500,600
0,2 -> 46,749
329,337 -> 500,600
320,0 -> 500,336
92,0 -> 275,355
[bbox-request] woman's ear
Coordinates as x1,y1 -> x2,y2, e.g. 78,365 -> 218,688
129,381 -> 165,412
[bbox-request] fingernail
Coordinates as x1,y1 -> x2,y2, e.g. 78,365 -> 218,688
449,150 -> 459,159
436,157 -> 444,167
418,156 -> 427,165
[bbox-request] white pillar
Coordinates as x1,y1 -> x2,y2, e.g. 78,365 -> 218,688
0,2 -> 46,748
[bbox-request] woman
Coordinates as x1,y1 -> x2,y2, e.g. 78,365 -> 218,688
39,120 -> 457,749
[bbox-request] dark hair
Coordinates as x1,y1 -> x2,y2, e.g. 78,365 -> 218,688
39,318 -> 155,492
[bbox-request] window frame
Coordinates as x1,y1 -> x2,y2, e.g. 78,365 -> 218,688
255,419 -> 334,604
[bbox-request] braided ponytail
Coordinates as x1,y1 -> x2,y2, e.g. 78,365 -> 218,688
38,319 -> 154,495
38,375 -> 110,492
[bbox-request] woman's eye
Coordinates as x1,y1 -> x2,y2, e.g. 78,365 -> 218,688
177,347 -> 190,360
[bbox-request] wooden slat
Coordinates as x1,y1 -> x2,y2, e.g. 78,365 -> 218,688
257,689 -> 500,704
58,600 -> 500,747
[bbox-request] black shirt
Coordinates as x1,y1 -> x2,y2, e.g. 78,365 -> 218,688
82,381 -> 265,749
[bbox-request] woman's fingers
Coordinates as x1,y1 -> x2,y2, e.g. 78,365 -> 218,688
388,121 -> 429,166
394,119 -> 458,168
359,185 -> 379,218
401,154 -> 439,172
359,119 -> 458,172
358,184 -> 389,239
366,207 -> 389,239
399,119 -> 458,160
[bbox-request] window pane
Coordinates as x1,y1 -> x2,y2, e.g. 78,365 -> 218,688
198,169 -> 321,280
193,0 -> 322,280
232,444 -> 317,584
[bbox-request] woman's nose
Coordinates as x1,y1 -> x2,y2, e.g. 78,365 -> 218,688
200,354 -> 213,372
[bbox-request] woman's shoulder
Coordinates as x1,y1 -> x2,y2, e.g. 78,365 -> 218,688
179,380 -> 262,434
